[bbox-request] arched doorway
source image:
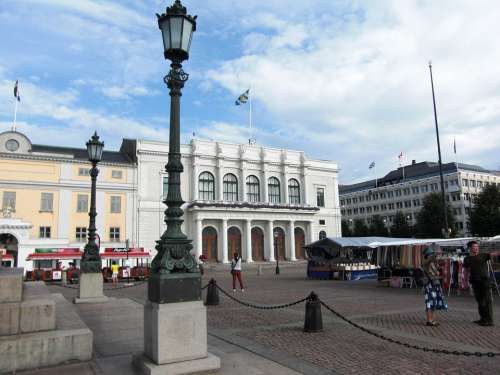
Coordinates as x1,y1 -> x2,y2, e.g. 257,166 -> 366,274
251,227 -> 264,261
273,227 -> 286,260
228,226 -> 242,258
0,233 -> 18,267
202,227 -> 218,262
294,227 -> 306,259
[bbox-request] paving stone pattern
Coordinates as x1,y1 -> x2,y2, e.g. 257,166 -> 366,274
47,265 -> 500,374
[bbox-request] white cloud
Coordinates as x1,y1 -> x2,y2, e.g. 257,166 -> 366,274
205,0 -> 500,182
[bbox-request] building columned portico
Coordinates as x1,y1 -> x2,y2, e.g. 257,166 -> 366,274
191,213 -> 314,264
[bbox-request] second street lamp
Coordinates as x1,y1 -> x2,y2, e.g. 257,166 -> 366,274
75,131 -> 107,304
81,131 -> 104,272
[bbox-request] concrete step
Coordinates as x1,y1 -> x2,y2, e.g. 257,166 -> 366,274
0,293 -> 92,373
0,282 -> 56,335
0,267 -> 23,303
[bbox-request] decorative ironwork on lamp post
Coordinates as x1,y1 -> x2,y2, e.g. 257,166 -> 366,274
81,131 -> 104,273
148,0 -> 198,303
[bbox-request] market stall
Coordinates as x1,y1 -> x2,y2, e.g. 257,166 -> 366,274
25,248 -> 83,281
305,237 -> 383,280
101,247 -> 151,282
304,236 -> 476,287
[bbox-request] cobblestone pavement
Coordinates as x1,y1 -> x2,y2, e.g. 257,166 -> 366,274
48,265 -> 500,374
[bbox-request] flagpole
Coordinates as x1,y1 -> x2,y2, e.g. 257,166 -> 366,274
248,87 -> 252,145
12,97 -> 18,132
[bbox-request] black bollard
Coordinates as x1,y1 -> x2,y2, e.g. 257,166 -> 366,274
303,292 -> 323,332
204,278 -> 219,306
275,259 -> 280,275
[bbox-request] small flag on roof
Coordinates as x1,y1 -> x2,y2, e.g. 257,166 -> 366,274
14,80 -> 20,102
235,89 -> 249,105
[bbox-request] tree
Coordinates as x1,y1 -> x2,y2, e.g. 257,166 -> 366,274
469,184 -> 500,237
390,211 -> 412,237
353,218 -> 369,236
341,220 -> 352,237
415,192 -> 455,238
370,215 -> 388,236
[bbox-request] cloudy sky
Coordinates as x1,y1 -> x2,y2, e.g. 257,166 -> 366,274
0,0 -> 499,183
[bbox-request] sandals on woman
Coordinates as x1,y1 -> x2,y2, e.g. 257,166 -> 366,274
426,321 -> 439,327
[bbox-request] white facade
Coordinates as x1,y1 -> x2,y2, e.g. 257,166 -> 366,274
339,161 -> 500,236
135,139 -> 341,263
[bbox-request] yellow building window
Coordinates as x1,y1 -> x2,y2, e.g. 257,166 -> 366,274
77,195 -> 88,212
110,196 -> 121,213
2,191 -> 16,210
40,193 -> 53,212
110,227 -> 120,242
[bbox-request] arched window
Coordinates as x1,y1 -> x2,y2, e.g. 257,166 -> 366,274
319,230 -> 327,240
246,175 -> 260,202
198,172 -> 215,200
268,177 -> 281,203
288,178 -> 300,204
223,173 -> 238,201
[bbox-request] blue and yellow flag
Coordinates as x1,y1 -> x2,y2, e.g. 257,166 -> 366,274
235,89 -> 249,105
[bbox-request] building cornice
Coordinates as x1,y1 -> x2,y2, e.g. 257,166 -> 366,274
0,152 -> 136,168
0,179 -> 136,192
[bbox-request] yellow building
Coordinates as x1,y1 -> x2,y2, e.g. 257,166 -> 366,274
0,130 -> 137,270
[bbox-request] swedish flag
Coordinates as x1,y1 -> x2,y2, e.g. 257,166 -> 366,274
235,89 -> 249,105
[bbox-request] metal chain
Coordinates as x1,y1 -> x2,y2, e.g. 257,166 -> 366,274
319,299 -> 498,357
215,284 -> 308,310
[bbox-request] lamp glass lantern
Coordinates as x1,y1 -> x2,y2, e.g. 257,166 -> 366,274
158,1 -> 196,62
86,132 -> 104,164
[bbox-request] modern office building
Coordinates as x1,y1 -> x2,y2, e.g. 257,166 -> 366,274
132,138 -> 341,263
339,160 -> 500,236
0,130 -> 136,269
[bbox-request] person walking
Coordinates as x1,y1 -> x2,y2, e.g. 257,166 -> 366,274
111,260 -> 119,288
231,252 -> 244,292
463,241 -> 494,326
422,247 -> 447,326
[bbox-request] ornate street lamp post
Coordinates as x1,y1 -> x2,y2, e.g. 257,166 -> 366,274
133,4 -> 219,371
149,0 -> 199,302
81,132 -> 104,272
75,132 -> 107,304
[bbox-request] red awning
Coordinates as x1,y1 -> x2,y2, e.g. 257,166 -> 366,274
26,251 -> 84,260
1,254 -> 14,260
101,251 -> 150,259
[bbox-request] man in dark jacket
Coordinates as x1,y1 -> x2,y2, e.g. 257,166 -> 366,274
463,241 -> 494,326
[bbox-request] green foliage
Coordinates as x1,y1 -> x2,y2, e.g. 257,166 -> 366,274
469,184 -> 500,237
341,220 -> 352,237
390,211 -> 412,238
353,218 -> 369,236
370,215 -> 388,236
415,192 -> 455,238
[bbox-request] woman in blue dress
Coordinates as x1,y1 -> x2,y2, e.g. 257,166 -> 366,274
422,248 -> 448,326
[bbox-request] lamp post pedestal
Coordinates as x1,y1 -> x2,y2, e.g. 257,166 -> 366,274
74,272 -> 108,304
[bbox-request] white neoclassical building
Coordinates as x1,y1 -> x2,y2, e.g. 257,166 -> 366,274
131,138 -> 341,263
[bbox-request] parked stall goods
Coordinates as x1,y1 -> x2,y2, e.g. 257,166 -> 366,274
304,236 -> 477,287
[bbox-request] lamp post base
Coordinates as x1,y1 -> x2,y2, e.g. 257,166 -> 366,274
148,272 -> 201,304
133,300 -> 220,374
74,272 -> 108,304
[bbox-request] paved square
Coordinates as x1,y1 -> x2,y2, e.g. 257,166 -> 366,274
47,264 -> 500,374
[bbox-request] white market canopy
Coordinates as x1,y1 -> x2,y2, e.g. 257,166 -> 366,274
306,236 -> 476,249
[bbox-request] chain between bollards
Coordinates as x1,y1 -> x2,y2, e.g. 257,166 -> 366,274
317,298 -> 499,357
